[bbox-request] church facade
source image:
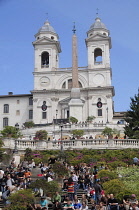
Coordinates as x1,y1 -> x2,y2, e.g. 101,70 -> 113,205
0,17 -> 124,130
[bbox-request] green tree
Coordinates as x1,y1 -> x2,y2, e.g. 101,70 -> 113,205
35,130 -> 48,140
71,129 -> 84,138
101,127 -> 113,138
4,189 -> 35,210
86,115 -> 96,122
30,180 -> 60,197
24,121 -> 35,128
124,90 -> 139,138
69,116 -> 78,124
1,126 -> 21,138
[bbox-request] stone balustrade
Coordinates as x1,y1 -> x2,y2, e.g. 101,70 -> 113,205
2,138 -> 139,153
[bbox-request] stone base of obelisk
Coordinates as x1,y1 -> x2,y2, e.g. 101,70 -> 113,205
69,88 -> 84,122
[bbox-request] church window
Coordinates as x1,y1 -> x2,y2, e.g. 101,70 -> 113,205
51,36 -> 54,40
42,112 -> 47,119
62,82 -> 66,89
68,79 -> 72,89
29,110 -> 33,119
62,79 -> 82,89
17,100 -> 20,104
98,109 -> 102,116
16,110 -> 20,116
29,97 -> 33,105
103,33 -> 106,36
3,117 -> 8,127
94,48 -> 102,65
4,104 -> 9,113
41,51 -> 49,68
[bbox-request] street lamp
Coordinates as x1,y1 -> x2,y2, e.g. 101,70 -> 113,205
13,123 -> 19,154
106,107 -> 109,124
56,109 -> 58,124
60,121 -> 63,152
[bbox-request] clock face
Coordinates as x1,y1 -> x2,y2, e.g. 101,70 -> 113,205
40,77 -> 50,87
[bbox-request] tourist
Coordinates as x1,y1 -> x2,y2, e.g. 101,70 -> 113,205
53,200 -> 63,210
73,199 -> 82,210
107,194 -> 119,210
64,200 -> 74,210
40,196 -> 48,209
52,191 -> 61,204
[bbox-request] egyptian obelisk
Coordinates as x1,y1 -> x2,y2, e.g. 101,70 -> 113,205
69,23 -> 83,122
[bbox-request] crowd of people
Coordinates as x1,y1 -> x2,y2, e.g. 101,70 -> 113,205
0,157 -> 139,210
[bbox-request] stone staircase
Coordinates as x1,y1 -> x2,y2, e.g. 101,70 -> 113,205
0,199 -> 4,210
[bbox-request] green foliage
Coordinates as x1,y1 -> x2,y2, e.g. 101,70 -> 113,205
4,189 -> 35,210
101,127 -> 113,138
30,180 -> 60,197
86,115 -> 96,122
71,129 -> 84,138
24,148 -> 34,161
98,169 -> 118,183
52,162 -> 69,177
24,121 -> 35,128
124,90 -> 139,138
1,126 -> 21,138
108,161 -> 127,170
117,167 -> 139,198
102,179 -> 126,200
69,116 -> 78,124
35,130 -> 48,140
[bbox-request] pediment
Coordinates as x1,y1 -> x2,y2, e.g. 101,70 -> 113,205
33,37 -> 56,45
59,97 -> 71,104
59,96 -> 85,104
87,33 -> 109,41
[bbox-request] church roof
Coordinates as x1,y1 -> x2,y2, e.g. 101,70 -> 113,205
38,20 -> 56,33
90,17 -> 107,30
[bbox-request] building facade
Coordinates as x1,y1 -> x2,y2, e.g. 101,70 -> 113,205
0,17 -> 124,130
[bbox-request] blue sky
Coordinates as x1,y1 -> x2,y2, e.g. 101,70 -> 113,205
0,0 -> 139,112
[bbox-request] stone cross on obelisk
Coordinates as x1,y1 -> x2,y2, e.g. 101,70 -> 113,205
69,23 -> 83,122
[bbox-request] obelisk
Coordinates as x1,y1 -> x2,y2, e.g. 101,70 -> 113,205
69,23 -> 83,122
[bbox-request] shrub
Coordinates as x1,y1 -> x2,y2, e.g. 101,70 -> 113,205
30,180 -> 60,197
24,121 -> 35,128
52,162 -> 69,177
69,116 -> 78,124
1,126 -> 21,138
35,130 -> 48,140
4,189 -> 35,210
98,169 -> 117,183
71,129 -> 84,138
102,179 -> 126,200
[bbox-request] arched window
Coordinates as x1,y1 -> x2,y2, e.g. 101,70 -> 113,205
62,82 -> 66,89
62,79 -> 83,89
3,117 -> 8,127
4,104 -> 9,113
94,48 -> 102,65
68,79 -> 72,89
41,51 -> 49,68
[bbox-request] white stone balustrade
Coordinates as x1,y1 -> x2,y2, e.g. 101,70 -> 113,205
2,138 -> 139,153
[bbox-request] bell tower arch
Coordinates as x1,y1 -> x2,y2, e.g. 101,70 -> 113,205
85,17 -> 111,69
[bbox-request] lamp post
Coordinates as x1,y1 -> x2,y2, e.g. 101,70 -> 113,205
106,107 -> 109,124
56,109 -> 58,124
13,123 -> 19,154
60,121 -> 63,152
